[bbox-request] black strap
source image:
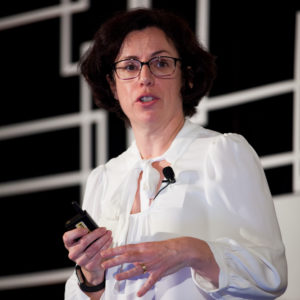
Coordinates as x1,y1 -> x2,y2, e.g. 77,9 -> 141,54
75,265 -> 105,292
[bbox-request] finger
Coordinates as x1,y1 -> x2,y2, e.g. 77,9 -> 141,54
101,251 -> 142,269
76,227 -> 107,251
63,227 -> 89,248
101,243 -> 145,260
84,250 -> 104,271
137,273 -> 160,297
102,235 -> 113,252
84,242 -> 111,271
76,231 -> 112,266
81,236 -> 113,272
115,265 -> 142,281
68,228 -> 109,262
84,230 -> 112,258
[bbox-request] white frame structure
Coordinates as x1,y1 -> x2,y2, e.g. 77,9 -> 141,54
0,0 -> 299,297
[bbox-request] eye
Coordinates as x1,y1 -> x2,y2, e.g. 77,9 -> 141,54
152,57 -> 171,69
158,61 -> 168,68
117,60 -> 140,72
158,60 -> 169,68
125,63 -> 139,71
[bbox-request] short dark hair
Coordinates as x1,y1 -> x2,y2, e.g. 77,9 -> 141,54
80,8 -> 216,123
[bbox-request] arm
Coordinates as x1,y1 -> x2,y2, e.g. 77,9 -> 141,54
63,226 -> 112,299
100,236 -> 219,297
64,166 -> 111,299
194,133 -> 287,297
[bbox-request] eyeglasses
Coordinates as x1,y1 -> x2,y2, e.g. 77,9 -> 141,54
113,56 -> 182,80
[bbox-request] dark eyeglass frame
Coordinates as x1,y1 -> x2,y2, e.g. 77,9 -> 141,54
113,56 -> 182,80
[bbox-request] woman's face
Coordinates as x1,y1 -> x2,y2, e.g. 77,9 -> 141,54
109,27 -> 184,129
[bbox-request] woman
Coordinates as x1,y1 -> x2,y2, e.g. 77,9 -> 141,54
63,8 -> 287,299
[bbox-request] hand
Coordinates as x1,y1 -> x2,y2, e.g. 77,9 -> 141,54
100,237 -> 211,297
63,227 -> 112,285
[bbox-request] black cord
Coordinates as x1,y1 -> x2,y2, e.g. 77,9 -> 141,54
153,180 -> 171,200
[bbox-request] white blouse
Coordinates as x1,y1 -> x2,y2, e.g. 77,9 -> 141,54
65,119 -> 287,299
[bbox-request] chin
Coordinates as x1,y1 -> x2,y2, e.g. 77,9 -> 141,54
139,112 -> 161,123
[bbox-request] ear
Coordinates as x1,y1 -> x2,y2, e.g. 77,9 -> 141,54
106,74 -> 119,100
187,66 -> 194,89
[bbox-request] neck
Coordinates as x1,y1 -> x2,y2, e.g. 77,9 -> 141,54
132,117 -> 185,159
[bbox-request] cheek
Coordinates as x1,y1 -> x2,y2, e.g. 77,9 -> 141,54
170,75 -> 183,95
115,86 -> 132,113
170,79 -> 183,101
107,76 -> 119,100
115,82 -> 130,100
113,83 -> 120,100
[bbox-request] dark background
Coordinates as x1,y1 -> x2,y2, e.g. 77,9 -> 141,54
0,1 -> 298,298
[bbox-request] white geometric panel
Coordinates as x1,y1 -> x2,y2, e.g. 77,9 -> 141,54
193,0 -> 300,197
0,1 -> 299,298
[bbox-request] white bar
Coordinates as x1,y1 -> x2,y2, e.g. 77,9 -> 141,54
79,59 -> 92,173
261,152 -> 296,169
127,0 -> 151,10
203,80 -> 295,111
0,0 -> 89,31
126,127 -> 135,149
295,12 -> 300,81
273,192 -> 300,202
81,121 -> 91,173
60,1 -> 90,77
80,75 -> 91,174
192,80 -> 295,125
0,111 -> 105,140
196,0 -> 210,49
60,3 -> 75,77
293,12 -> 300,192
61,63 -> 78,76
0,268 -> 73,290
96,114 -> 108,166
0,171 -> 88,197
80,59 -> 92,113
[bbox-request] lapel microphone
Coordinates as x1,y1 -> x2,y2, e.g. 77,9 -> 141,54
154,166 -> 176,199
162,166 -> 176,184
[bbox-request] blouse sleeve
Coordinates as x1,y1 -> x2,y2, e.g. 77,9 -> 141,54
64,166 -> 106,299
64,271 -> 90,300
192,133 -> 287,298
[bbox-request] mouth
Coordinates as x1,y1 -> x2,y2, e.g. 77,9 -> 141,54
140,96 -> 154,103
138,95 -> 158,103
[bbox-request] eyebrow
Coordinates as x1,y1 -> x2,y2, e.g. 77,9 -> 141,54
151,50 -> 170,57
119,50 -> 171,61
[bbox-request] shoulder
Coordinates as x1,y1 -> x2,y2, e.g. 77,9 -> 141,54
204,132 -> 263,181
191,122 -> 250,148
185,122 -> 260,171
178,122 -> 257,170
105,143 -> 138,174
82,145 -> 138,212
88,142 -> 138,184
208,132 -> 256,160
189,121 -> 254,156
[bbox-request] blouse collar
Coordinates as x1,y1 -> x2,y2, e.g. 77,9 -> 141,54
127,119 -> 203,168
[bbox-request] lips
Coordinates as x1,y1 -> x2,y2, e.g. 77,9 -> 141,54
137,94 -> 159,103
140,96 -> 154,102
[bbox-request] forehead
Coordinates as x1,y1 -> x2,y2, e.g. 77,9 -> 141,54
116,27 -> 178,60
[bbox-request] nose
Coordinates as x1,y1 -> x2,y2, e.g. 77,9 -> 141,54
138,64 -> 154,86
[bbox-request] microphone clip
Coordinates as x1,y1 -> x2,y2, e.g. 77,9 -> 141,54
162,166 -> 176,184
154,166 -> 176,199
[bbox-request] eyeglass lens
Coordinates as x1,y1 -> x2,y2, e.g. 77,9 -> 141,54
115,56 -> 178,79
